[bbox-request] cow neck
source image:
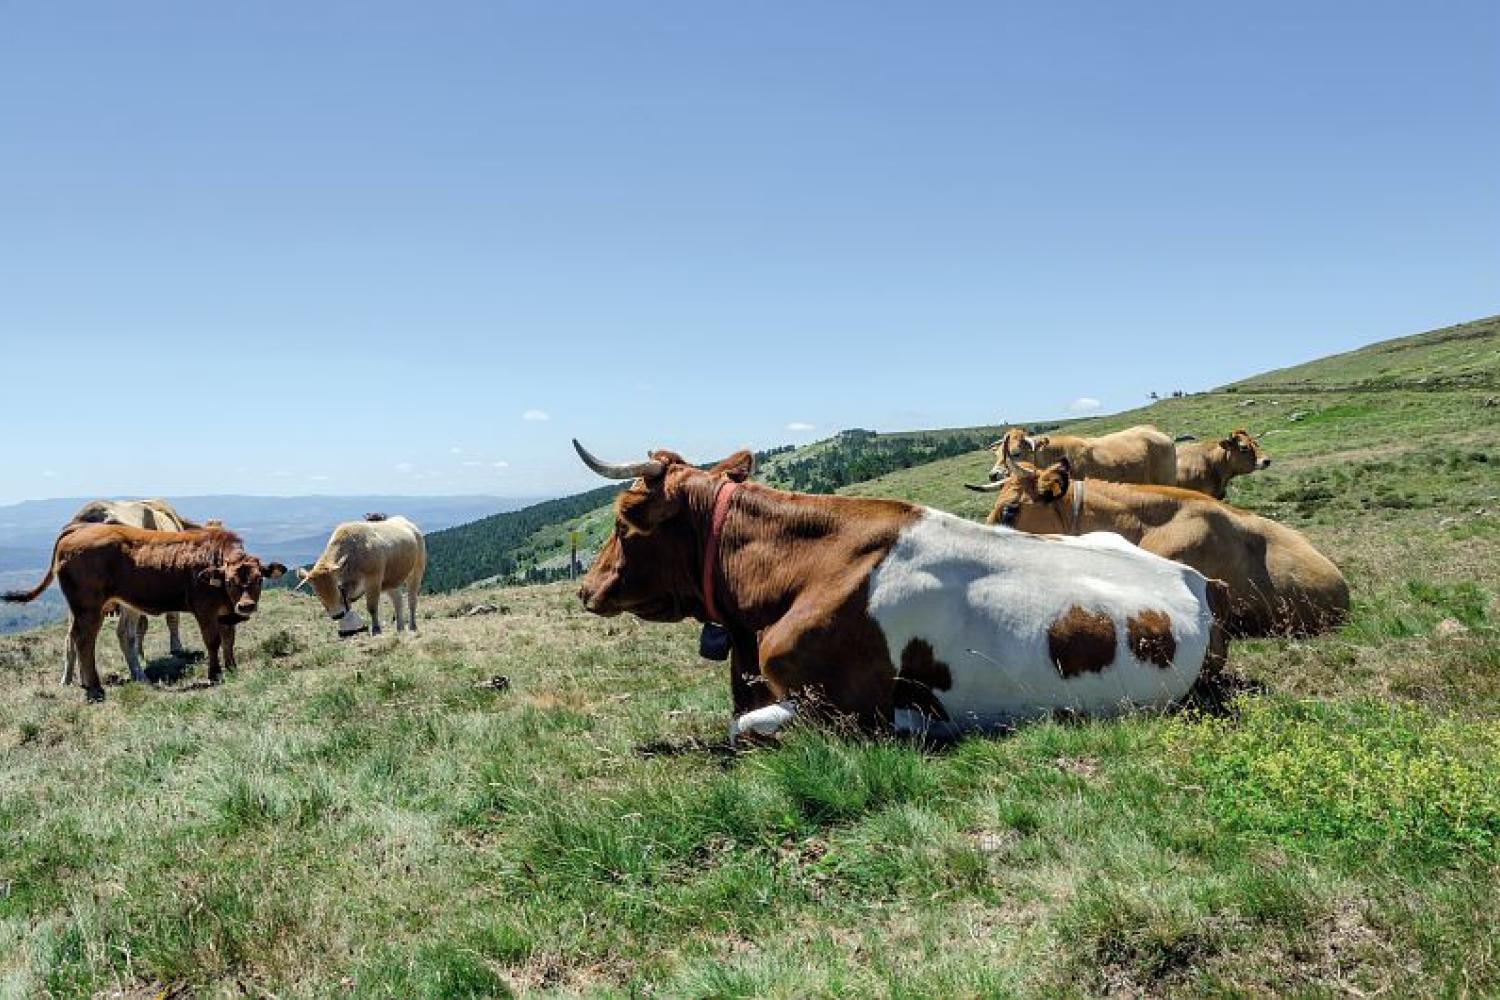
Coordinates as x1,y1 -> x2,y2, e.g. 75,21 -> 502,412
700,479 -> 740,624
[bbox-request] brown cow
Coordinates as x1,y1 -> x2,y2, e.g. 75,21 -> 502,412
1175,429 -> 1271,499
2,525 -> 286,701
573,440 -> 1228,741
988,424 -> 1176,485
966,459 -> 1348,636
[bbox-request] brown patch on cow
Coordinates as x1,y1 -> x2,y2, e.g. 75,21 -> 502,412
1047,605 -> 1116,678
892,637 -> 953,720
1126,609 -> 1177,668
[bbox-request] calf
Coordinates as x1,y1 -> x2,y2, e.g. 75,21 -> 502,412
573,440 -> 1228,741
967,459 -> 1348,636
3,525 -> 285,701
1174,429 -> 1271,499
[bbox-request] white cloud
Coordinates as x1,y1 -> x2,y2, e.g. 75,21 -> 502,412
522,409 -> 551,422
462,460 -> 483,468
308,474 -> 331,482
395,462 -> 414,473
41,469 -> 56,478
492,461 -> 510,469
450,446 -> 464,455
1067,397 -> 1102,414
786,421 -> 815,432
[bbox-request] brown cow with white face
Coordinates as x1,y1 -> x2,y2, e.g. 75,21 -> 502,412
1174,429 -> 1271,499
574,440 -> 1228,742
3,525 -> 285,701
988,424 -> 1177,485
967,459 -> 1347,637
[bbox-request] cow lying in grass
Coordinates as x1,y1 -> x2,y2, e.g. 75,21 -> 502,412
573,440 -> 1229,741
3,525 -> 285,701
967,458 -> 1348,636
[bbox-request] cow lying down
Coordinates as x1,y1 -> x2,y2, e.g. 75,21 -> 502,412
573,441 -> 1229,741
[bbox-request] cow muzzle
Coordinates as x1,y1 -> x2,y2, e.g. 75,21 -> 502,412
235,601 -> 258,615
1258,458 -> 1272,469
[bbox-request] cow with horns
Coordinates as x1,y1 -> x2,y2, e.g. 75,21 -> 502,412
572,440 -> 1229,741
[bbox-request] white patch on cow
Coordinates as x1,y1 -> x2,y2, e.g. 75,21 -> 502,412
732,700 -> 798,739
868,510 -> 1214,730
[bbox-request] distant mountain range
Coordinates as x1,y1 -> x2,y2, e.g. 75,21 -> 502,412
0,494 -> 543,633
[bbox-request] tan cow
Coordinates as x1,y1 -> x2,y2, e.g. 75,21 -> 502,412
1175,429 -> 1271,499
296,514 -> 426,636
988,424 -> 1176,485
967,459 -> 1348,636
61,498 -> 200,685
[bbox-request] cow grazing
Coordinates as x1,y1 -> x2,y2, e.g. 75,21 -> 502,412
966,459 -> 1348,636
988,424 -> 1176,485
1175,429 -> 1271,499
296,516 -> 426,636
61,498 -> 199,685
573,440 -> 1228,741
2,526 -> 286,701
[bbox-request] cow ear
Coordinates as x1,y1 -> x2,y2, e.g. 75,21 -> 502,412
1038,460 -> 1070,502
264,562 -> 288,580
1219,435 -> 1237,450
1032,435 -> 1050,449
711,449 -> 754,483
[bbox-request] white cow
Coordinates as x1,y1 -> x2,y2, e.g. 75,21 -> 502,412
296,515 -> 426,636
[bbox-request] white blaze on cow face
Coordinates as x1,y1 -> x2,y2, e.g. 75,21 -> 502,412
867,510 -> 1215,731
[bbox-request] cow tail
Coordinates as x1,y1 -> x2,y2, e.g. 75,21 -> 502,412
1,528 -> 69,603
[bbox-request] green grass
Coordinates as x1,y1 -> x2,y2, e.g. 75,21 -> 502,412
3,315 -> 1500,997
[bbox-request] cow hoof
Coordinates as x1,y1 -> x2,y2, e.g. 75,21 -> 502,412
84,686 -> 105,703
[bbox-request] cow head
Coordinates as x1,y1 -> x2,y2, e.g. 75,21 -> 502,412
574,440 -> 753,621
987,427 -> 1041,481
295,563 -> 369,635
1218,428 -> 1271,476
967,459 -> 1071,530
201,553 -> 286,618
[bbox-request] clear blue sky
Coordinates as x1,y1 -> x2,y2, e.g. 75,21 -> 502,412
2,1 -> 1496,504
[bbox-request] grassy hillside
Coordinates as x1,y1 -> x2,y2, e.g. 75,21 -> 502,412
2,314 -> 1498,997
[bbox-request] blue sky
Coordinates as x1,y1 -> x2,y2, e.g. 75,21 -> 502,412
2,2 -> 1496,504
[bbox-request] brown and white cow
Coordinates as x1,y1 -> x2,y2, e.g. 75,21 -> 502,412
61,498 -> 199,684
3,525 -> 286,701
573,440 -> 1228,741
1174,429 -> 1271,499
295,515 -> 426,636
988,424 -> 1176,485
967,459 -> 1348,636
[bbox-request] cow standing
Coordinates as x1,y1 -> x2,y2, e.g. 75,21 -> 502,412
967,459 -> 1348,636
573,441 -> 1228,740
1175,429 -> 1271,499
3,526 -> 286,701
296,515 -> 426,636
61,498 -> 198,684
988,425 -> 1177,485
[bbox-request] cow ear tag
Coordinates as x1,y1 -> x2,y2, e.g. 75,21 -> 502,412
699,622 -> 732,661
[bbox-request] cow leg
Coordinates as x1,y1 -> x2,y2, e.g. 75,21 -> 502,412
61,613 -> 77,687
406,577 -> 419,632
222,625 -> 237,671
366,590 -> 382,636
389,589 -> 405,633
71,611 -> 105,702
194,613 -> 224,684
165,612 -> 186,656
116,612 -> 146,682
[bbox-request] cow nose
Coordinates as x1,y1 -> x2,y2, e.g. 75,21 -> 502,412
1260,459 -> 1272,468
577,584 -> 593,608
988,470 -> 1003,483
237,601 -> 258,614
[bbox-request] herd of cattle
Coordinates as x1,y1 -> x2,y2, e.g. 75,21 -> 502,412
6,423 -> 1348,742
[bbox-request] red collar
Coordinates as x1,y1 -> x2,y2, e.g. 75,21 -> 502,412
702,481 -> 740,624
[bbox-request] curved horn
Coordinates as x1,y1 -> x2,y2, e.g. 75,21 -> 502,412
573,439 -> 664,480
964,481 -> 1007,492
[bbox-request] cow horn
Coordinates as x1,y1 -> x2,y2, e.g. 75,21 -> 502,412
965,481 -> 1007,492
573,439 -> 665,480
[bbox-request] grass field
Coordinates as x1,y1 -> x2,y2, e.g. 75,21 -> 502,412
2,316 -> 1498,998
